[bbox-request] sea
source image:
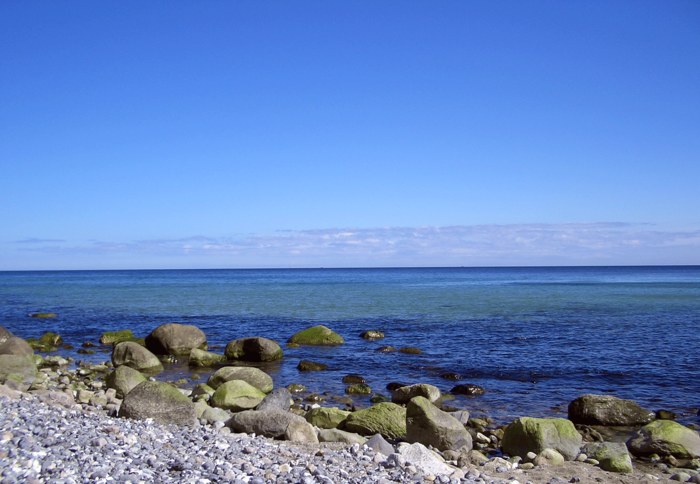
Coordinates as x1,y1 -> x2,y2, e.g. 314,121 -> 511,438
1,266 -> 698,424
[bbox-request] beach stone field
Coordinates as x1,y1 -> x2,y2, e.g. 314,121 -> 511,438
1,322 -> 699,483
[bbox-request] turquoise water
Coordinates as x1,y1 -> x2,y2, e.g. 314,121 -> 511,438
1,266 -> 699,423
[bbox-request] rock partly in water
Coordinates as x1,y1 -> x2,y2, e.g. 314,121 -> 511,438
105,365 -> 147,398
26,332 -> 63,352
627,420 -> 700,459
100,329 -> 137,345
406,396 -> 473,452
346,383 -> 372,395
340,402 -> 407,439
342,374 -> 366,384
360,330 -> 385,340
297,360 -> 328,372
145,323 -> 207,356
398,347 -> 422,355
210,380 -> 266,411
119,381 -> 197,426
29,312 -> 57,319
392,383 -> 441,404
584,442 -> 634,473
451,384 -> 485,396
224,337 -> 283,362
188,348 -> 226,368
111,341 -> 163,373
306,406 -> 351,429
207,366 -> 273,393
568,394 -> 655,426
501,417 -> 583,461
287,325 -> 344,346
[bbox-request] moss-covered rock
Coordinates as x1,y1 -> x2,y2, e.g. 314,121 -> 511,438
346,383 -> 372,395
360,330 -> 385,340
105,365 -> 147,398
207,366 -> 273,393
501,417 -> 582,461
584,442 -> 634,473
119,381 -> 197,426
27,332 -> 63,352
306,406 -> 351,429
188,348 -> 226,368
399,347 -> 421,355
340,402 -> 407,439
392,383 -> 441,404
627,420 -> 700,459
29,312 -> 57,319
287,325 -> 344,346
100,329 -> 137,345
145,323 -> 207,356
211,380 -> 266,411
225,337 -> 283,362
297,360 -> 328,372
111,341 -> 163,374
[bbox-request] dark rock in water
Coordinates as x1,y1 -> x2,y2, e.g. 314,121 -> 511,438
440,372 -> 462,381
398,347 -> 422,355
287,383 -> 306,393
342,374 -> 366,384
451,384 -> 486,396
29,312 -> 57,319
297,360 -> 328,372
377,345 -> 397,353
77,348 -> 95,355
27,332 -> 62,352
0,326 -> 12,345
360,330 -> 385,340
406,396 -> 473,451
207,366 -> 273,393
82,341 -> 96,348
145,323 -> 207,356
305,393 -> 326,403
392,384 -> 441,404
119,381 -> 197,426
568,394 -> 655,426
370,394 -> 389,403
656,410 -> 676,420
386,382 -> 408,392
287,325 -> 344,346
112,341 -> 164,373
225,336 -> 283,362
100,329 -> 136,345
346,383 -> 372,395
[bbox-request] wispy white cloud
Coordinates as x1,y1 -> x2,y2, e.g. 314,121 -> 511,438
5,223 -> 700,269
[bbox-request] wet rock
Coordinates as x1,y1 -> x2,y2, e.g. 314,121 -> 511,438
119,381 -> 197,426
406,396 -> 472,451
224,337 -> 283,362
99,329 -> 137,345
145,323 -> 207,356
451,383 -> 485,396
111,341 -> 163,373
392,383 -> 441,404
297,360 -> 328,372
345,383 -> 372,395
568,394 -> 655,426
207,366 -> 273,393
398,346 -> 421,355
657,410 -> 677,420
440,372 -> 461,381
342,374 -> 366,384
105,365 -> 147,398
377,345 -> 397,353
340,402 -> 407,439
583,441 -> 633,473
627,420 -> 700,459
501,417 -> 583,460
360,330 -> 385,340
188,348 -> 226,368
29,312 -> 57,319
26,332 -> 62,352
306,407 -> 351,429
211,380 -> 266,411
386,382 -> 407,391
287,325 -> 344,346
287,383 -> 306,394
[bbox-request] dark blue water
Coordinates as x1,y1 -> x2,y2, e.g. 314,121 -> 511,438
1,266 -> 699,423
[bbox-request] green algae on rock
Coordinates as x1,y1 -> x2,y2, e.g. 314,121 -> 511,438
340,402 -> 407,439
501,417 -> 582,461
287,325 -> 344,346
627,420 -> 700,459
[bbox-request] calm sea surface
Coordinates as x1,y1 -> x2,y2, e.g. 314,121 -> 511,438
1,266 -> 699,423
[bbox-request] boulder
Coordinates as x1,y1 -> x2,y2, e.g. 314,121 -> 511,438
188,348 -> 226,368
111,341 -> 163,373
256,388 -> 293,412
398,347 -> 422,355
0,327 -> 12,345
0,336 -> 34,357
392,383 -> 441,404
318,428 -> 367,445
207,366 -> 273,393
100,329 -> 137,345
627,420 -> 700,459
340,402 -> 407,439
501,417 -> 582,461
451,384 -> 485,396
346,384 -> 372,395
406,396 -> 472,451
210,380 -> 266,411
568,394 -> 655,426
367,433 -> 395,456
584,442 -> 633,473
284,419 -> 319,443
225,337 -> 283,362
29,312 -> 57,319
0,354 -> 37,389
145,323 -> 207,356
297,360 -> 328,372
360,330 -> 385,340
27,332 -> 62,352
119,381 -> 197,426
287,325 -> 344,345
201,406 -> 231,424
227,409 -> 308,439
533,448 -> 565,466
396,442 -> 456,476
306,407 -> 351,429
106,365 -> 147,398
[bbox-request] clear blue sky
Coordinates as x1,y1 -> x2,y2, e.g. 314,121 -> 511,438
1,1 -> 699,269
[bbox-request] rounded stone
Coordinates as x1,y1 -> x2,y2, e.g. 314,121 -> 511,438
145,323 -> 207,356
207,366 -> 273,393
287,325 -> 344,346
224,337 -> 283,362
112,341 -> 163,373
119,381 -> 197,426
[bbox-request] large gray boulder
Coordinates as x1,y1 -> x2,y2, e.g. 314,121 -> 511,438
568,394 -> 655,426
119,381 -> 197,427
112,341 -> 163,373
406,396 -> 472,451
256,388 -> 293,412
145,323 -> 207,356
225,337 -> 283,362
392,383 -> 441,404
207,366 -> 273,393
501,417 -> 582,461
627,420 -> 700,459
105,365 -> 147,398
227,409 -> 308,438
340,402 -> 407,439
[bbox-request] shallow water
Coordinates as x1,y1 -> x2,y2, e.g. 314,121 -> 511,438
1,266 -> 699,423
